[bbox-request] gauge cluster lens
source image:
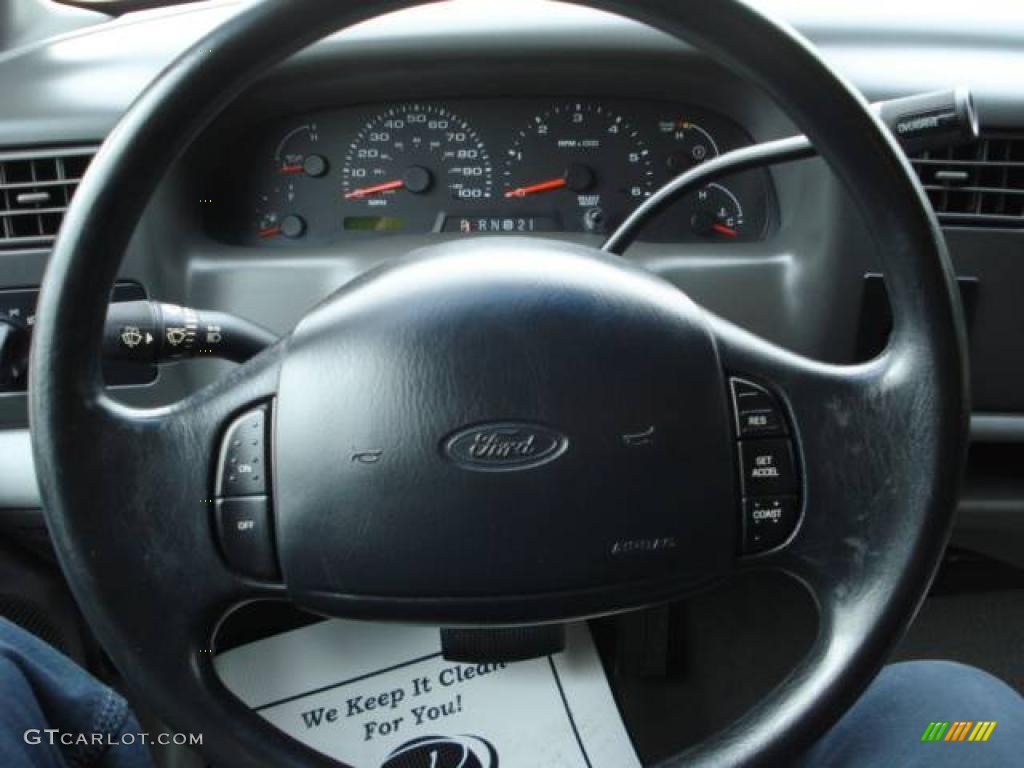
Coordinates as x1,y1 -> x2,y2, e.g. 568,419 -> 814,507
213,100 -> 771,247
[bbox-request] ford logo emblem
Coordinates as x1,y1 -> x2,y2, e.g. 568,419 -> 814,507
443,422 -> 569,472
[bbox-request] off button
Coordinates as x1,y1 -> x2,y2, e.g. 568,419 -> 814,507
215,496 -> 279,580
739,439 -> 798,496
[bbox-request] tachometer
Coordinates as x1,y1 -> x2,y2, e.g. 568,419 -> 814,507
502,102 -> 654,233
341,104 -> 492,213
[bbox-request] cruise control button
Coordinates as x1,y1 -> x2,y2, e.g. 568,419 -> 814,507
730,378 -> 787,437
216,406 -> 267,496
738,439 -> 797,496
742,496 -> 799,553
215,496 -> 279,580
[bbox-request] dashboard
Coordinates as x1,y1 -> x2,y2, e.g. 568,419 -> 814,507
210,99 -> 771,246
2,0 -> 1024,573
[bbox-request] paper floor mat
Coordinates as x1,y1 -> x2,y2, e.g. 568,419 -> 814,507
215,619 -> 641,768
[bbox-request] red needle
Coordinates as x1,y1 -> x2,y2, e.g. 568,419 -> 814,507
712,223 -> 738,238
279,163 -> 304,175
258,225 -> 282,238
504,177 -> 567,198
344,179 -> 405,199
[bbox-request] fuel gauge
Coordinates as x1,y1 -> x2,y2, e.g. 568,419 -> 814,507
255,196 -> 305,240
257,208 -> 281,239
249,123 -> 325,243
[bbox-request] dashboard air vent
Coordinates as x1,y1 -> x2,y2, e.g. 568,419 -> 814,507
0,147 -> 98,250
911,134 -> 1024,228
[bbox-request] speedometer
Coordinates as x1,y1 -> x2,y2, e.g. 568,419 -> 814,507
341,104 -> 492,228
502,102 -> 654,233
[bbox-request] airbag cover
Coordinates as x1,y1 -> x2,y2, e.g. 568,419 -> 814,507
274,238 -> 735,605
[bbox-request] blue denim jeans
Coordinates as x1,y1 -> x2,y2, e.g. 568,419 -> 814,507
0,618 -> 151,768
1,616 -> 1021,767
798,658 -> 1023,767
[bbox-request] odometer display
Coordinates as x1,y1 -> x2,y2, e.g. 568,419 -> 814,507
441,214 -> 558,234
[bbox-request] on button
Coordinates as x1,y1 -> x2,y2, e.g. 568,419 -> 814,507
216,406 -> 268,497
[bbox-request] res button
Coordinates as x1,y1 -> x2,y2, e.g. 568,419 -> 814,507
730,378 -> 787,437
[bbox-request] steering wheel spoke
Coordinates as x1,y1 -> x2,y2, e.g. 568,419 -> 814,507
43,341 -> 285,655
709,306 -> 947,586
707,311 -> 899,568
27,339 -> 308,760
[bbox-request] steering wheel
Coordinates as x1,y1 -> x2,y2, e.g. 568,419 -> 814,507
29,0 -> 969,765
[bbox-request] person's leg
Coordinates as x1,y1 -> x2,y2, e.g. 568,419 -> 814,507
800,660 -> 1024,767
0,617 -> 154,768
0,652 -> 65,768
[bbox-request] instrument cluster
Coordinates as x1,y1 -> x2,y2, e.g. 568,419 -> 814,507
210,99 -> 773,246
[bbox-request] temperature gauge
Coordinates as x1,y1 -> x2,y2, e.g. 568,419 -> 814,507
689,183 -> 745,239
644,114 -> 763,242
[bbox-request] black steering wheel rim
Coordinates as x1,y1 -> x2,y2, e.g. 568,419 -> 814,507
29,1 -> 969,766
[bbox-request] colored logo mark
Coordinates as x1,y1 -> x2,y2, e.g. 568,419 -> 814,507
921,721 -> 997,742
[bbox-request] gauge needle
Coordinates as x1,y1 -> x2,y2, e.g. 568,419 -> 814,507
712,223 -> 738,237
279,163 -> 304,175
344,179 -> 405,199
504,177 -> 567,198
257,225 -> 282,238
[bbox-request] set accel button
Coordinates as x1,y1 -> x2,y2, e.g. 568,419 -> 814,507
738,439 -> 797,497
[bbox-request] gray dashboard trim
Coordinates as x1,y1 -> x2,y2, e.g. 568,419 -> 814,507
2,1 -> 1024,146
0,0 -> 106,53
970,413 -> 1024,444
0,144 -> 99,161
0,429 -> 40,509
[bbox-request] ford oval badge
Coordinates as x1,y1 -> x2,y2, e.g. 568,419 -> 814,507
443,422 -> 568,472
